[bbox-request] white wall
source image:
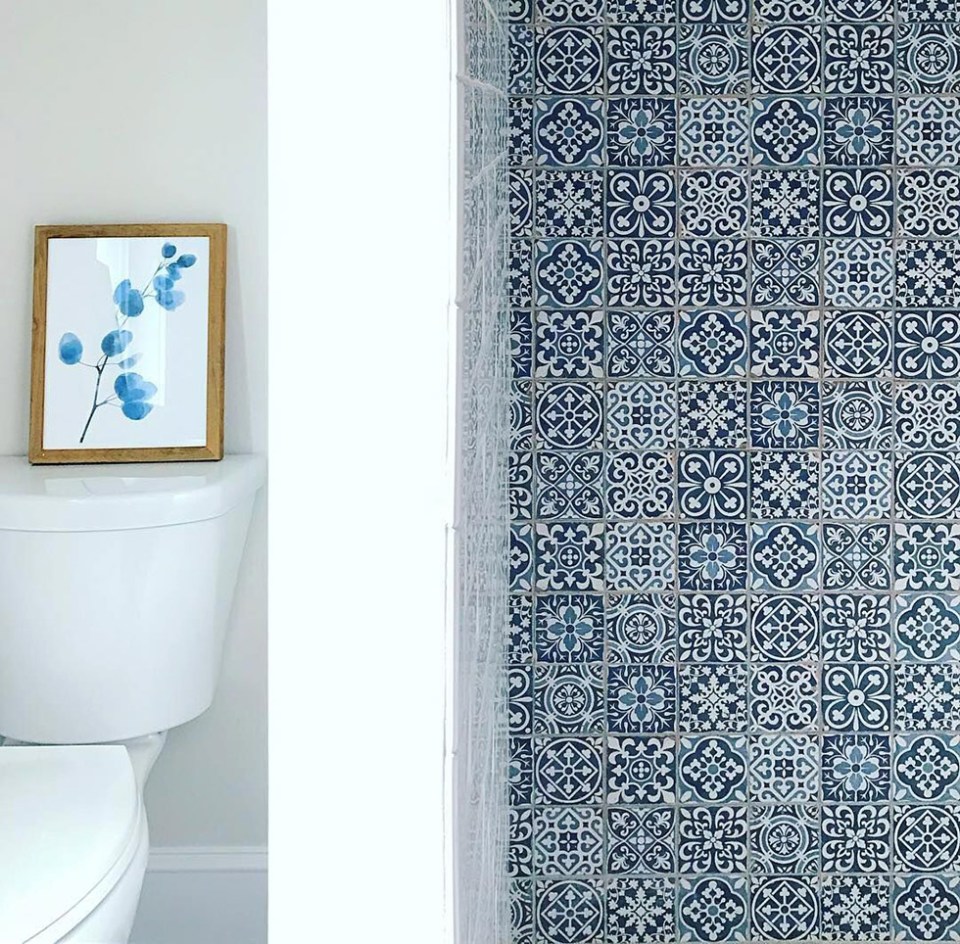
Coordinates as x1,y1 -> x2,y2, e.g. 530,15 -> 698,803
0,0 -> 267,848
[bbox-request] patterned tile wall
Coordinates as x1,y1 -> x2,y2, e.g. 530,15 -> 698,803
458,1 -> 512,943
505,1 -> 960,941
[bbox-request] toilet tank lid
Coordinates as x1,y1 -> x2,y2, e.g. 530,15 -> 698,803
0,454 -> 265,531
0,745 -> 141,944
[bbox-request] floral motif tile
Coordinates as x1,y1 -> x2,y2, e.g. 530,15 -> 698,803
502,0 -> 960,939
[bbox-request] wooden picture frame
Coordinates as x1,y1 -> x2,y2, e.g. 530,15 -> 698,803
29,223 -> 226,464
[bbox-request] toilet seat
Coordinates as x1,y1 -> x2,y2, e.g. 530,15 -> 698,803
0,745 -> 142,944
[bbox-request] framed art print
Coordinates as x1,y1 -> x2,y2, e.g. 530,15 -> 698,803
29,223 -> 226,463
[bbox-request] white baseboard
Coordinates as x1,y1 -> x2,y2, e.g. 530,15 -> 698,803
147,845 -> 268,872
131,846 -> 267,944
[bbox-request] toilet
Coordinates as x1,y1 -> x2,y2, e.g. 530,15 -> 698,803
0,454 -> 265,943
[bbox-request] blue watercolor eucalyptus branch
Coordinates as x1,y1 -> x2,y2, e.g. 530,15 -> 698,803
58,242 -> 196,443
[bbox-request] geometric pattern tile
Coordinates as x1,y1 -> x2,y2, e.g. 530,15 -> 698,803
504,1 -> 960,940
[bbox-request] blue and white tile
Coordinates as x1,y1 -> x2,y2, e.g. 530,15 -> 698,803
822,802 -> 891,872
823,380 -> 893,450
678,735 -> 749,803
606,593 -> 676,664
535,25 -> 604,95
607,239 -> 676,307
535,593 -> 605,662
751,594 -> 819,661
508,595 -> 534,665
678,26 -> 749,95
750,876 -> 820,940
606,381 -> 676,449
535,97 -> 604,167
679,663 -> 748,732
823,23 -> 895,94
892,875 -> 960,944
606,25 -> 677,96
535,664 -> 605,734
895,664 -> 960,730
535,310 -> 604,378
510,879 -> 534,944
824,238 -> 894,307
751,239 -> 821,307
678,521 -> 748,591
749,308 -> 820,378
749,734 -> 819,802
534,736 -> 605,805
751,25 -> 822,94
677,806 -> 747,873
678,97 -> 749,167
750,96 -> 822,166
678,593 -> 749,663
750,451 -> 820,519
510,451 -> 534,521
534,522 -> 604,593
823,309 -> 893,378
534,806 -> 604,874
535,239 -> 604,307
678,380 -> 748,448
750,663 -> 819,731
677,450 -> 748,519
535,381 -> 604,450
607,310 -> 676,378
605,451 -> 674,519
822,663 -> 892,732
511,522 -> 535,591
608,807 -> 676,874
536,451 -> 604,519
821,733 -> 891,803
892,804 -> 960,873
897,241 -> 960,308
678,310 -> 748,378
509,807 -> 534,878
895,310 -> 960,379
896,24 -> 960,93
898,169 -> 960,238
511,736 -> 534,806
750,169 -> 821,237
821,451 -> 892,520
893,734 -> 960,803
606,170 -> 675,238
606,521 -> 676,591
606,734 -> 676,805
608,665 -> 677,733
607,878 -> 675,944
822,592 -> 891,661
677,239 -> 748,306
896,452 -> 960,519
894,592 -> 960,663
750,804 -> 820,873
895,382 -> 960,450
823,168 -> 894,237
510,665 -> 534,734
894,522 -> 960,592
606,97 -> 677,166
824,95 -> 894,166
535,879 -> 605,943
821,875 -> 890,943
679,171 -> 748,238
535,171 -> 604,238
750,380 -> 820,448
677,877 -> 748,943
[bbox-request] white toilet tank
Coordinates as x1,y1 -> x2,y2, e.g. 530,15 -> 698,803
0,454 -> 265,744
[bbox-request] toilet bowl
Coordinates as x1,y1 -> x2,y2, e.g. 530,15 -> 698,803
1,733 -> 166,943
0,745 -> 146,943
0,455 -> 265,943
